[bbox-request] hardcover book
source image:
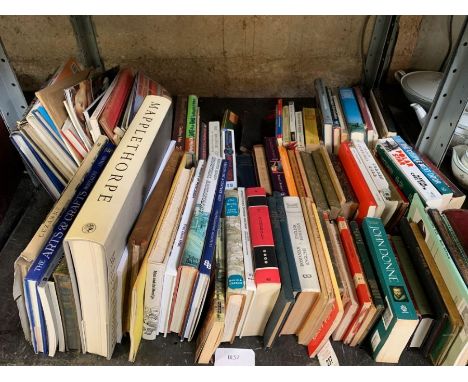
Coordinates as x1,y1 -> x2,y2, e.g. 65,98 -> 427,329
264,137 -> 289,196
314,79 -> 333,152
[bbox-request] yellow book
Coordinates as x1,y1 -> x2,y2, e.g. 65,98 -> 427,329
303,108 -> 320,151
278,145 -> 298,196
128,158 -> 186,362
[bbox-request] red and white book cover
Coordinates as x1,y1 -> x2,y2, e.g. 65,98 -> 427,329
99,68 -> 135,143
337,217 -> 372,345
338,141 -> 377,222
246,187 -> 281,285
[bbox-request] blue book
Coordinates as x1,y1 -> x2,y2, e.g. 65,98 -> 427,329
362,217 -> 418,363
182,159 -> 228,340
23,140 -> 114,353
392,135 -> 453,195
276,99 -> 283,142
339,87 -> 365,139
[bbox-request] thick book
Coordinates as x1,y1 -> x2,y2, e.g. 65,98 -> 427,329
143,159 -> 193,340
13,135 -> 111,344
314,79 -> 333,152
339,88 -> 365,141
252,144 -> 273,196
300,151 -> 329,212
362,217 -> 418,364
280,196 -> 321,335
391,234 -> 434,349
158,160 -> 204,336
442,209 -> 468,261
221,189 -> 247,343
294,150 -> 313,199
124,148 -> 181,332
311,149 -> 340,218
348,220 -> 385,346
328,153 -> 358,219
338,141 -> 377,222
172,96 -> 188,151
182,161 -> 228,341
52,258 -> 81,351
264,137 -> 288,196
185,95 -> 198,153
24,139 -> 113,355
170,155 -> 223,334
263,196 -> 296,349
64,95 -> 173,359
195,223 -> 225,364
241,187 -> 281,336
236,154 -> 258,189
337,217 -> 372,345
303,107 -> 320,151
407,195 -> 468,366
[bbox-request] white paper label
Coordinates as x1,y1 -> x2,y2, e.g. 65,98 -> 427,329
317,341 -> 339,366
214,348 -> 255,366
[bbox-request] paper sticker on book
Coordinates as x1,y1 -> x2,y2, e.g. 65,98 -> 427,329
214,348 -> 255,366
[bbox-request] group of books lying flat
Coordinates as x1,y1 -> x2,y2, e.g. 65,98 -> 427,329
11,59 -> 467,366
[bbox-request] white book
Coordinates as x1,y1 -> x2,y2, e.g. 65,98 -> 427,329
61,118 -> 88,161
64,95 -> 173,358
282,197 -> 320,292
63,98 -> 93,151
84,92 -> 104,143
222,128 -> 237,190
289,101 -> 296,142
37,281 -> 62,357
237,187 -> 256,338
157,160 -> 204,336
378,138 -> 449,211
143,165 -> 192,340
295,111 -> 305,151
116,248 -> 129,344
208,121 -> 221,157
350,146 -> 386,219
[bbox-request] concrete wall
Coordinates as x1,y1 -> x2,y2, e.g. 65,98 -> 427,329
0,15 -> 455,97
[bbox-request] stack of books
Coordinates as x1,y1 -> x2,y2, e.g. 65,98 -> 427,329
11,59 -> 468,366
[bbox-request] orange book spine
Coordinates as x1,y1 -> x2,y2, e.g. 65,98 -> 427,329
278,145 -> 298,196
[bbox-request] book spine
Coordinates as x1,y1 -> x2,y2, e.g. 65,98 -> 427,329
287,150 -> 306,197
283,196 -> 319,291
208,121 -> 221,157
225,190 -> 246,293
253,145 -> 273,196
295,111 -> 305,151
352,140 -> 391,198
282,105 -> 290,146
307,301 -> 340,357
222,128 -> 237,190
172,96 -> 188,151
264,137 -> 289,196
326,87 -> 340,126
392,136 -> 452,195
221,110 -> 241,153
288,102 -> 296,142
376,139 -> 442,206
276,99 -> 283,144
238,188 -> 255,290
339,88 -> 365,139
278,146 -> 298,197
198,160 -> 229,276
303,107 -> 319,149
314,79 -> 333,125
185,95 -> 198,153
441,214 -> 468,264
198,121 -> 208,161
353,86 -> 377,146
246,187 -> 281,284
180,155 -> 223,268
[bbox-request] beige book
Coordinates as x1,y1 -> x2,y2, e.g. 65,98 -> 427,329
294,150 -> 313,200
13,135 -> 109,344
64,95 -> 173,359
142,160 -> 193,340
296,198 -> 334,345
252,144 -> 272,196
318,145 -> 346,208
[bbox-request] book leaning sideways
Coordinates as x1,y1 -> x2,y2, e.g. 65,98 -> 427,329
23,137 -> 114,355
362,217 -> 418,364
64,95 -> 173,359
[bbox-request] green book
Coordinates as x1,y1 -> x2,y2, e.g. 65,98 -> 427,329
185,95 -> 198,153
311,149 -> 341,219
299,151 -> 329,212
263,195 -> 296,349
362,217 -> 418,364
391,235 -> 434,348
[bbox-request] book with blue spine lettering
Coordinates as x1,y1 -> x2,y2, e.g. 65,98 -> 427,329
339,88 -> 365,141
362,217 -> 418,363
23,139 -> 114,354
182,159 -> 228,340
392,135 -> 453,196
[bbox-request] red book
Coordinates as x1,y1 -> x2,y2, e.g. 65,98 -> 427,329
99,68 -> 135,143
442,209 -> 468,251
337,217 -> 372,345
246,187 -> 281,284
338,141 -> 377,223
307,300 -> 341,358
